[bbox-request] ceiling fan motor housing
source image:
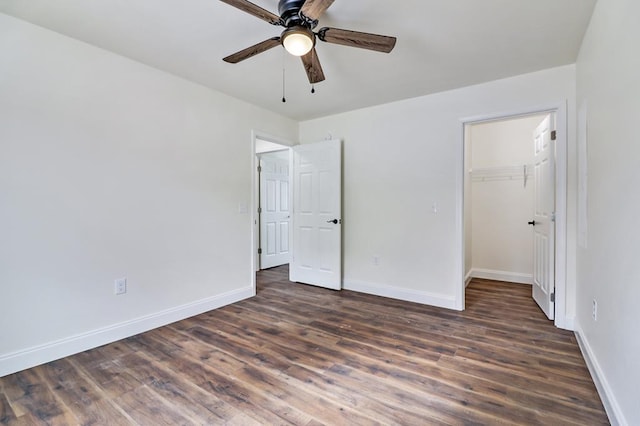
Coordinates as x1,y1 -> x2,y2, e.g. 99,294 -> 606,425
278,0 -> 307,27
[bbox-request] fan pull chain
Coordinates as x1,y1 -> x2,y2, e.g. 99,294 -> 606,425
311,85 -> 315,94
282,67 -> 286,103
281,51 -> 287,103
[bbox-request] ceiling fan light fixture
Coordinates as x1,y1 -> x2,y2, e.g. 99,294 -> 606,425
282,26 -> 315,56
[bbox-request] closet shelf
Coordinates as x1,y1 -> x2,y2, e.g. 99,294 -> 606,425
470,164 -> 532,184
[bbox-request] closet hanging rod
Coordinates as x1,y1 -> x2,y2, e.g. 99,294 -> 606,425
469,164 -> 532,186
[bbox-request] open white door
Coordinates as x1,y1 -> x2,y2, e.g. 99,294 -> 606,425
259,154 -> 290,269
531,115 -> 555,319
290,139 -> 342,290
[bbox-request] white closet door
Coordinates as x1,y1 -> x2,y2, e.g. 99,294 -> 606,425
260,155 -> 290,269
532,115 -> 555,320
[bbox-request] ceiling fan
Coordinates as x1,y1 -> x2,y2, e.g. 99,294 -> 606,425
219,0 -> 397,84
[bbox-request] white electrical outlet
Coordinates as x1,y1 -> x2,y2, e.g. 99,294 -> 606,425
115,278 -> 127,295
592,299 -> 597,321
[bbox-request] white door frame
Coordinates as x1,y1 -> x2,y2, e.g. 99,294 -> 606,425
251,131 -> 294,294
456,101 -> 569,330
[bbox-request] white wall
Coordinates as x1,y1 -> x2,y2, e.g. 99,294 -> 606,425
0,13 -> 297,376
468,115 -> 546,284
575,0 -> 640,424
300,65 -> 576,316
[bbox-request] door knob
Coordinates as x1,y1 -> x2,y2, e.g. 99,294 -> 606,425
327,219 -> 339,224
528,220 -> 536,226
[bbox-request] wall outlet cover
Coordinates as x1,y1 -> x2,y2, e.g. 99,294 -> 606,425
115,278 -> 127,295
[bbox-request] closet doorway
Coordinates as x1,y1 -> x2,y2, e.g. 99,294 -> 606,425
255,138 -> 291,271
463,112 -> 556,319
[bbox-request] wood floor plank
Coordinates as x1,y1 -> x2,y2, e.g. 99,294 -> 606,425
206,287 -> 601,424
195,311 -> 463,424
0,267 -> 609,425
167,327 -> 353,424
260,280 -> 581,360
437,354 -> 604,410
35,359 -> 131,425
284,363 -> 456,426
69,350 -> 143,400
0,390 -> 17,424
112,384 -> 195,425
203,308 -> 489,423
138,334 -> 314,425
1,368 -> 79,425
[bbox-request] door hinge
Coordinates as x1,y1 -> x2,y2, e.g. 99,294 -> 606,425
551,212 -> 556,222
550,292 -> 555,303
257,165 -> 262,173
258,207 -> 262,214
258,248 -> 262,255
551,130 -> 557,141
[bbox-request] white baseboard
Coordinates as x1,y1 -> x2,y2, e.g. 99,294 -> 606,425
343,280 -> 457,310
574,323 -> 626,426
0,286 -> 254,378
464,270 -> 473,288
556,315 -> 575,331
469,268 -> 533,285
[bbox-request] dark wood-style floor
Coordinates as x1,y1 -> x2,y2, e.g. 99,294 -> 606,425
1,266 -> 608,425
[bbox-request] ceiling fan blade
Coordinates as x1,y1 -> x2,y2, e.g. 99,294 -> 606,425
301,48 -> 325,84
223,37 -> 281,63
300,0 -> 335,20
317,27 -> 397,53
219,0 -> 282,25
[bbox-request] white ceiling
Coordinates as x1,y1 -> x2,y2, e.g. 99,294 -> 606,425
0,0 -> 597,121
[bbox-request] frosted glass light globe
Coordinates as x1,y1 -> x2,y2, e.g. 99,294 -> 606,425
282,27 -> 314,56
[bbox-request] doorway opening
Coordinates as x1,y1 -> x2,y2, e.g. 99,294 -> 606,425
251,134 -> 344,294
465,113 -> 549,284
459,104 -> 569,329
254,137 -> 292,273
